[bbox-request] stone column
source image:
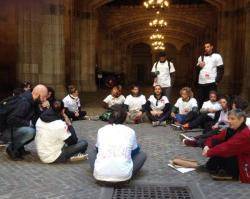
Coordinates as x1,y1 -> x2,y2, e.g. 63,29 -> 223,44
217,0 -> 246,95
242,0 -> 250,100
71,4 -> 97,92
17,0 -> 42,85
40,0 -> 67,98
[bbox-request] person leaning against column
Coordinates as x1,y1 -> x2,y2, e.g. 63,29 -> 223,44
196,42 -> 224,109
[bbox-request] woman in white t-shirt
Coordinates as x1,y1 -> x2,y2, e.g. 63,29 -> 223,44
124,85 -> 146,124
62,85 -> 86,121
89,106 -> 147,184
35,100 -> 88,163
145,85 -> 171,127
171,87 -> 198,125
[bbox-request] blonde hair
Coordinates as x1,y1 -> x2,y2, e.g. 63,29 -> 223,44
180,87 -> 193,98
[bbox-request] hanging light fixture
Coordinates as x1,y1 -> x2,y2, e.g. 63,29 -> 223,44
152,41 -> 164,47
143,0 -> 169,9
149,18 -> 167,28
154,46 -> 165,50
150,33 -> 164,40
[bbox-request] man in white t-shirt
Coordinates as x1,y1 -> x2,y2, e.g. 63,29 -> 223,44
124,85 -> 147,124
89,107 -> 147,184
151,51 -> 175,101
35,100 -> 88,163
196,42 -> 224,108
183,91 -> 221,130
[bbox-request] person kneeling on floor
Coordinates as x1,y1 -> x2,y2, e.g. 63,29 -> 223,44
35,100 -> 88,163
89,106 -> 147,185
201,109 -> 250,183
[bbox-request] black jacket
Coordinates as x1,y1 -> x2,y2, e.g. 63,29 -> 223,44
40,108 -> 78,145
6,91 -> 36,128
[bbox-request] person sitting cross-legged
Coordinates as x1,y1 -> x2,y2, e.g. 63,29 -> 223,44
63,85 -> 86,121
89,106 -> 147,185
35,100 -> 88,163
182,90 -> 221,131
201,109 -> 250,183
171,87 -> 198,126
145,85 -> 171,127
124,84 -> 146,124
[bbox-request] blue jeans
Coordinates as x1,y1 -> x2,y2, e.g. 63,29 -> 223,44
175,114 -> 187,124
8,127 -> 36,152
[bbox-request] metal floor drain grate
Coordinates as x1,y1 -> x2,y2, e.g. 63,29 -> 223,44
111,185 -> 193,199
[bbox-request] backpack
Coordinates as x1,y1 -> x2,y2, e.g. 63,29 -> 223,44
0,95 -> 22,133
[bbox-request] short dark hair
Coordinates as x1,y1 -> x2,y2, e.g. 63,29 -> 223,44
232,96 -> 248,111
158,51 -> 166,57
209,90 -> 217,96
52,100 -> 64,114
108,105 -> 127,124
68,85 -> 77,94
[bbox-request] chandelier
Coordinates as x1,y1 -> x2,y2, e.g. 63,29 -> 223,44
143,0 -> 169,9
149,18 -> 167,28
152,41 -> 164,47
154,46 -> 165,50
150,33 -> 164,40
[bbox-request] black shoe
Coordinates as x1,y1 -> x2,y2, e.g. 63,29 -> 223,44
19,147 -> 31,156
210,169 -> 235,181
6,146 -> 23,161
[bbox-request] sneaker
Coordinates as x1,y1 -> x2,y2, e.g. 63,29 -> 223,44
152,121 -> 160,127
70,153 -> 88,162
182,123 -> 191,131
183,139 -> 198,147
19,147 -> 31,156
179,133 -> 195,142
170,123 -> 182,130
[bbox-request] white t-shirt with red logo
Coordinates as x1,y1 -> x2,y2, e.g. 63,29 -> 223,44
148,95 -> 169,111
174,98 -> 198,115
197,53 -> 223,84
94,124 -> 138,182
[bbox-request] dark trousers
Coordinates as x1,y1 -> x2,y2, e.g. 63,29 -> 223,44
195,129 -> 220,148
197,83 -> 217,109
146,110 -> 171,122
66,110 -> 87,121
55,140 -> 88,163
189,113 -> 215,129
162,87 -> 172,102
6,127 -> 35,153
89,149 -> 147,183
206,156 -> 239,178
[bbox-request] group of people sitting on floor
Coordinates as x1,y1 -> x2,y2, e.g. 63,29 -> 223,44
0,82 -> 146,185
1,81 -> 250,184
100,83 -> 250,183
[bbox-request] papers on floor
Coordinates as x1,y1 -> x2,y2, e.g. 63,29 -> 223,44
168,163 -> 196,173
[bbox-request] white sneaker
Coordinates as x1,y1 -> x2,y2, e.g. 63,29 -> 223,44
70,153 -> 88,162
152,121 -> 160,127
179,133 -> 195,142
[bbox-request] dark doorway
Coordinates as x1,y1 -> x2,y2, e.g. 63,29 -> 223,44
131,43 -> 152,85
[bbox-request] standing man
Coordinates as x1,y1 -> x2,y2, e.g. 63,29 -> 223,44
196,42 -> 224,108
151,51 -> 176,101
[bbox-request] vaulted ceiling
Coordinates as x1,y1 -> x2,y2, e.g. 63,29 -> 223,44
83,0 -> 225,50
